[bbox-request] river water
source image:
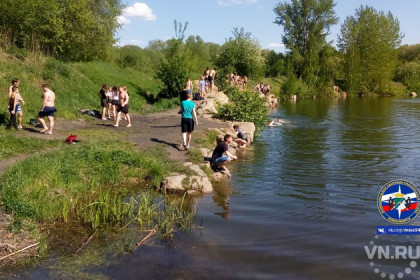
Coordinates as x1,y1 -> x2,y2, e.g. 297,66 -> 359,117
7,97 -> 420,279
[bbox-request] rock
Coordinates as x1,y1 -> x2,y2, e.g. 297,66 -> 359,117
210,167 -> 231,182
228,121 -> 255,143
188,176 -> 213,193
196,108 -> 204,116
199,148 -> 211,157
189,164 -> 207,177
410,92 -> 417,98
183,162 -> 193,167
159,174 -> 187,194
228,146 -> 237,156
196,100 -> 217,115
214,91 -> 229,104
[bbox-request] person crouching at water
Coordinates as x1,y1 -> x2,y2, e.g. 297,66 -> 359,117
181,92 -> 198,150
233,125 -> 247,147
114,86 -> 131,127
211,134 -> 237,171
38,84 -> 56,135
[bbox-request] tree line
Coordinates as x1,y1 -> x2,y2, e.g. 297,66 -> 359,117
0,0 -> 418,97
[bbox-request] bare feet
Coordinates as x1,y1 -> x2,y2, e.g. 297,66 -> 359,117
40,128 -> 49,133
113,124 -> 118,127
126,124 -> 131,127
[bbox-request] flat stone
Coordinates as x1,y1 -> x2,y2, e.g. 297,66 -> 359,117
188,176 -> 213,193
210,167 -> 231,182
189,164 -> 207,177
159,174 -> 187,193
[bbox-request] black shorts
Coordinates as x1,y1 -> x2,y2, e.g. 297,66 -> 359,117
181,118 -> 194,133
117,104 -> 129,114
106,97 -> 112,104
101,98 -> 107,107
208,76 -> 213,81
111,100 -> 120,105
38,106 -> 57,118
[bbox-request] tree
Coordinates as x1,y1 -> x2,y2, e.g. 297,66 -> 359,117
263,50 -> 285,77
338,6 -> 402,94
174,20 -> 189,41
274,0 -> 338,92
0,0 -> 122,61
216,28 -> 265,78
156,22 -> 192,99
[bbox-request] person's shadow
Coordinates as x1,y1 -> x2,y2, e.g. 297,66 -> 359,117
150,138 -> 182,151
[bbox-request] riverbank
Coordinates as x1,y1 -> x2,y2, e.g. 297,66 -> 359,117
0,85 -> 263,269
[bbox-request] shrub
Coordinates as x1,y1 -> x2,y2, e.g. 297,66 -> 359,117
216,87 -> 268,130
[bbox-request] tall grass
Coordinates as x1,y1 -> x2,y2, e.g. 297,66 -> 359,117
0,143 -> 166,225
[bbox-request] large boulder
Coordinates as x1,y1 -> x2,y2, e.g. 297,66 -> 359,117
159,174 -> 187,193
189,164 -> 207,177
228,121 -> 256,143
214,91 -> 229,104
210,167 -> 231,182
199,148 -> 212,157
188,176 -> 213,193
196,100 -> 217,115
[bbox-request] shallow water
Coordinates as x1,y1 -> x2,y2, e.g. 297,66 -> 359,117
6,97 -> 420,279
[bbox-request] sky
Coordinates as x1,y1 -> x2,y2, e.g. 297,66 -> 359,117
116,0 -> 420,52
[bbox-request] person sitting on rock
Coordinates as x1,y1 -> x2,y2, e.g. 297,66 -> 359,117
233,125 -> 247,147
211,134 -> 237,171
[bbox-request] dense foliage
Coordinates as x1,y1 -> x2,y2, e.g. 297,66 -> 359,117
0,0 -> 122,61
274,0 -> 338,95
395,44 -> 420,94
216,87 -> 269,130
338,6 -> 402,95
155,39 -> 193,99
216,28 -> 265,78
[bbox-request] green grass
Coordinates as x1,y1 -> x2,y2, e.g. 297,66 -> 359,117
194,129 -> 219,149
0,134 -> 60,160
0,49 -> 177,123
0,142 -> 167,225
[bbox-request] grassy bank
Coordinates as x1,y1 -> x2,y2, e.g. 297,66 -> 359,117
0,140 -> 194,265
0,49 -> 179,122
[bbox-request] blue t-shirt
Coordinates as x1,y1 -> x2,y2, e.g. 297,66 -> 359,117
181,100 -> 195,119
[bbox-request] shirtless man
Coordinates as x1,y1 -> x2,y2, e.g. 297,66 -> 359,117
209,67 -> 216,92
204,67 -> 210,91
8,78 -> 19,98
185,77 -> 193,94
37,84 -> 56,135
114,86 -> 131,127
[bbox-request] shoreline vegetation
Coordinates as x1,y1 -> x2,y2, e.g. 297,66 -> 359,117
1,0 -> 419,276
0,73 -> 268,273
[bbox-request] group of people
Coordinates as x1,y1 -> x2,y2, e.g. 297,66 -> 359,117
99,84 -> 131,127
227,73 -> 248,91
7,78 -> 56,134
180,89 -> 250,171
190,67 -> 217,99
255,83 -> 270,95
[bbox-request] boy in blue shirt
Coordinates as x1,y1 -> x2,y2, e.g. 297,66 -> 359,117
181,92 -> 198,150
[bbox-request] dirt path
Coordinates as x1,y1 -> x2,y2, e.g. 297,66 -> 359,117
4,107 -> 225,165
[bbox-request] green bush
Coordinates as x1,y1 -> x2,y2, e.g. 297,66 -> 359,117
216,87 -> 269,130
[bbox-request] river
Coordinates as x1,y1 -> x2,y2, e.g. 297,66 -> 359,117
7,97 -> 420,279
